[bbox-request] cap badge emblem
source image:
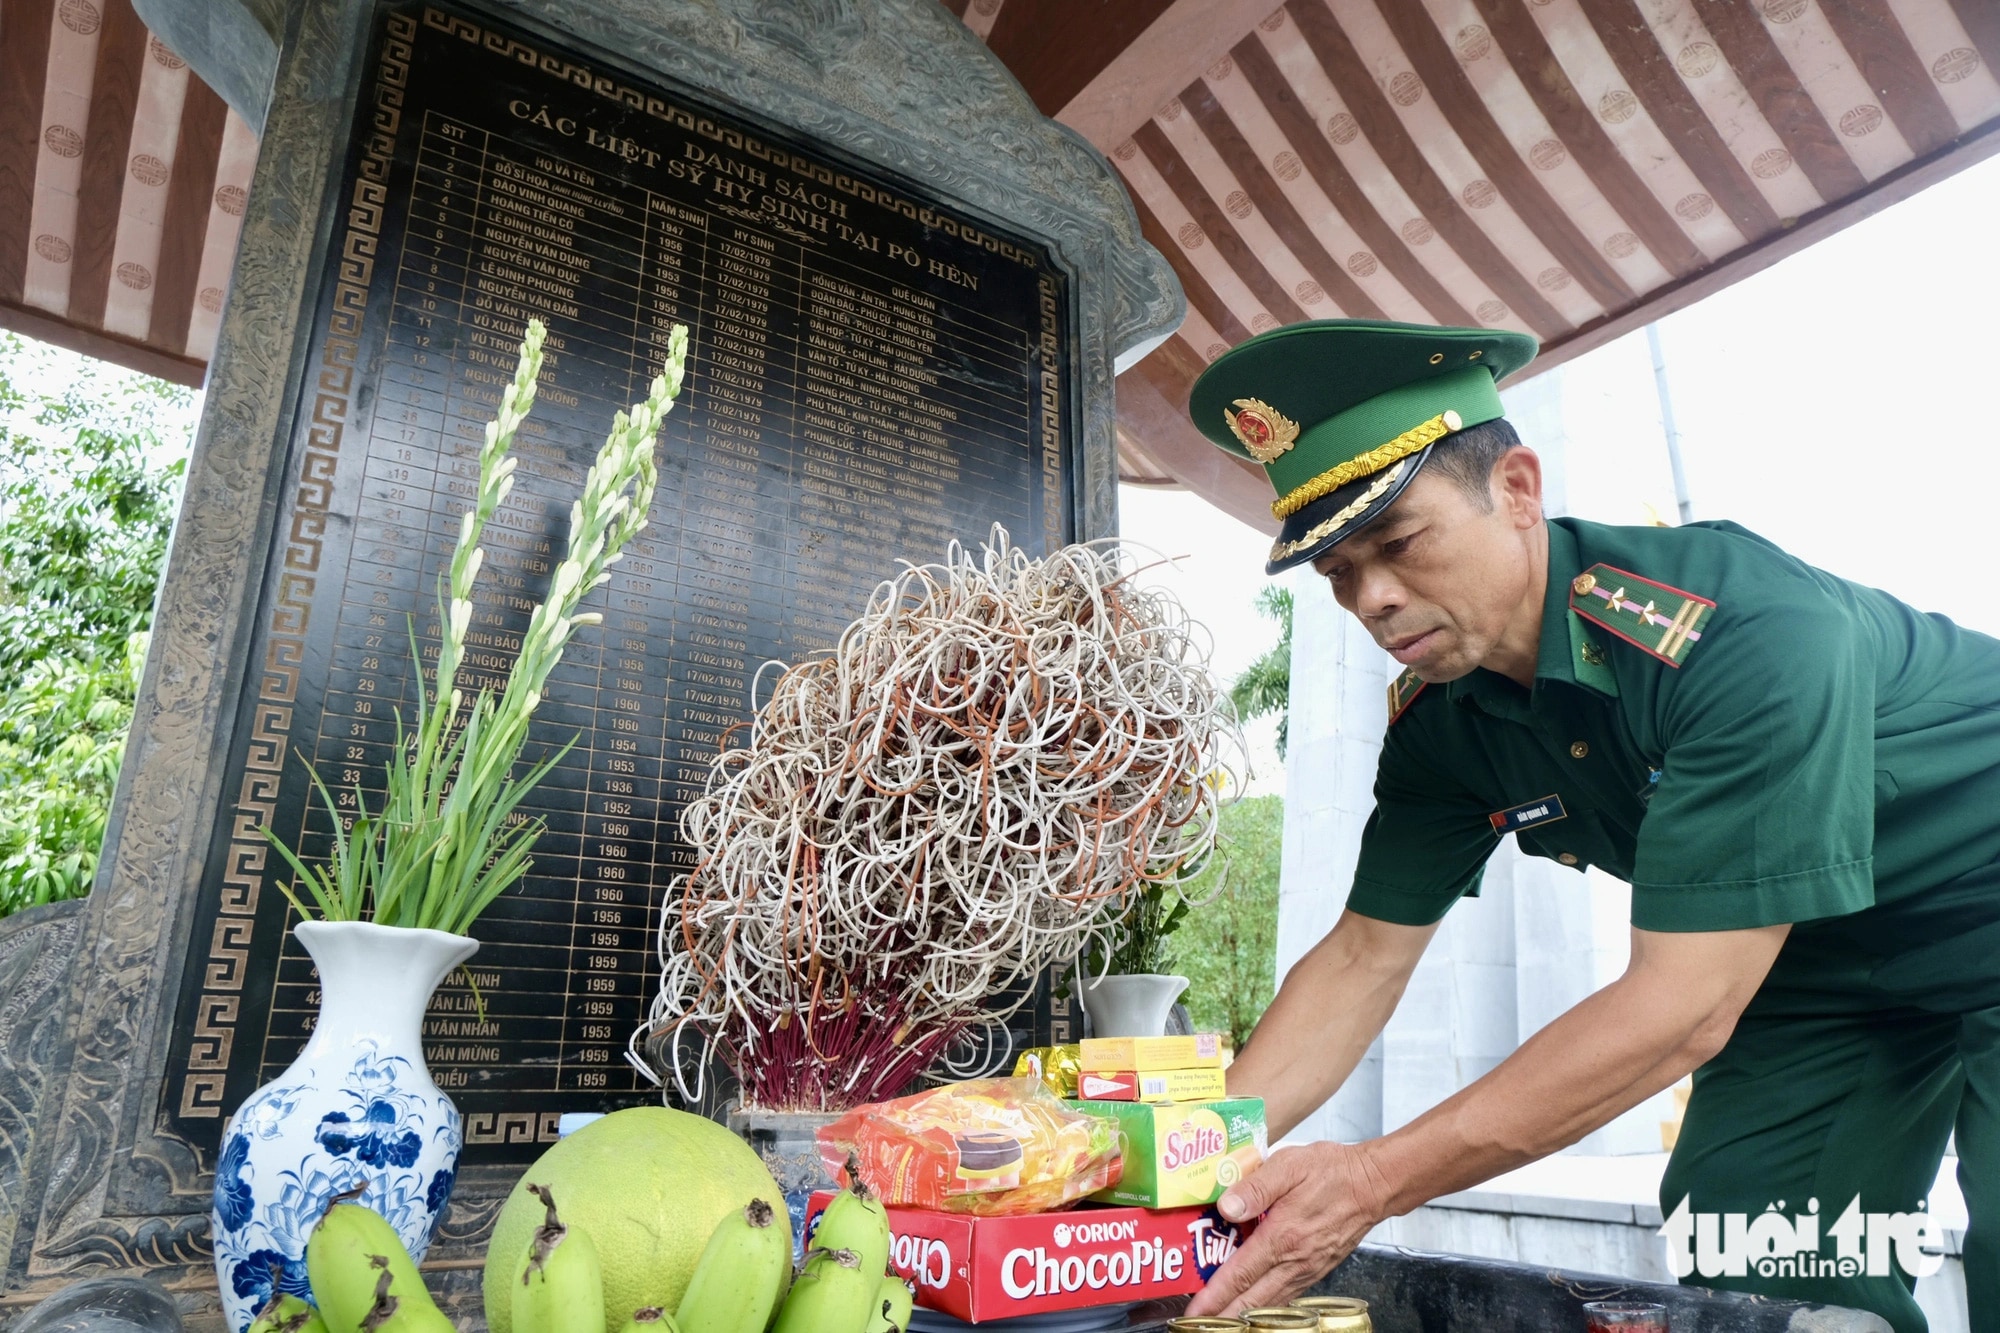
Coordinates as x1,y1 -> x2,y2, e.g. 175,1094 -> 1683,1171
1225,398 -> 1301,463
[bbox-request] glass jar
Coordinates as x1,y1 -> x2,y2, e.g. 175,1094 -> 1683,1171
1292,1295 -> 1373,1331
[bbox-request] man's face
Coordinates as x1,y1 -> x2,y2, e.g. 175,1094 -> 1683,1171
1309,448 -> 1545,682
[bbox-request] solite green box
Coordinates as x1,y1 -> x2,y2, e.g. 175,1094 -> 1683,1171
1067,1097 -> 1267,1209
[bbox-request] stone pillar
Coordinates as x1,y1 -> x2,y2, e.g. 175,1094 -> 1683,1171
1274,567 -> 1388,1145
1380,845 -> 1517,1134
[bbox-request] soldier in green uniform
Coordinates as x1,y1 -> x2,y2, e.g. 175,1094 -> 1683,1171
1181,320 -> 2000,1332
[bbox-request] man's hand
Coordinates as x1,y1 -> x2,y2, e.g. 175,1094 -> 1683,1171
1183,1143 -> 1389,1315
1189,921 -> 1789,1312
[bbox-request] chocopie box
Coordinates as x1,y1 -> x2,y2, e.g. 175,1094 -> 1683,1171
804,1192 -> 1251,1321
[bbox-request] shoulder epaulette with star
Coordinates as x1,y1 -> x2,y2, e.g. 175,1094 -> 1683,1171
1568,563 -> 1715,667
1386,666 -> 1427,724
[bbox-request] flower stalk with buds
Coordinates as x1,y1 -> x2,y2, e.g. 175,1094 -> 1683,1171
265,319 -> 690,936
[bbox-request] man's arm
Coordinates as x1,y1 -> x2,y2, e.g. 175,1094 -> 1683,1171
1225,909 -> 1439,1139
1189,921 -> 1790,1316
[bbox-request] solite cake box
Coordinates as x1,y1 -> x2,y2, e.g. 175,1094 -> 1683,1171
804,1192 -> 1250,1321
1067,1098 -> 1267,1209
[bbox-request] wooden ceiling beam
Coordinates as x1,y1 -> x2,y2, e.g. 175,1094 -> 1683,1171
1126,186 -> 1251,347
1471,0 -> 1704,280
1134,119 -> 1306,328
148,75 -> 225,355
1117,335 -> 1277,535
1817,0 -> 1960,157
1689,0 -> 1866,203
1572,0 -> 1780,242
66,0 -> 146,330
1372,0 -> 1636,310
1521,117 -> 2000,382
0,294 -> 204,384
1280,0 -> 1570,339
1947,0 -> 2000,78
1230,33 -> 1476,327
1178,75 -> 1386,320
0,0 -> 58,307
984,0 -> 1180,117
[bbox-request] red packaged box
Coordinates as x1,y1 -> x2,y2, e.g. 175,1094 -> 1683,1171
805,1191 -> 1251,1321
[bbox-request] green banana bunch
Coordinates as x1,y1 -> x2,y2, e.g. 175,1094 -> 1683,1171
305,1201 -> 429,1333
510,1184 -> 606,1333
357,1263 -> 456,1333
810,1159 -> 889,1284
674,1199 -> 790,1333
771,1247 -> 875,1333
247,1292 -> 327,1333
617,1308 -> 679,1333
866,1276 -> 913,1333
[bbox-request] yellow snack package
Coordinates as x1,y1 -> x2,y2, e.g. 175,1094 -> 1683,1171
1013,1045 -> 1082,1098
1078,1034 -> 1225,1073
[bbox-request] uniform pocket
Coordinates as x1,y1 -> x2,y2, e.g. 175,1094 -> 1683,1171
1517,807 -> 1627,877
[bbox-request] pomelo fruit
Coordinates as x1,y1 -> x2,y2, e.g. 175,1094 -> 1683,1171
481,1107 -> 784,1333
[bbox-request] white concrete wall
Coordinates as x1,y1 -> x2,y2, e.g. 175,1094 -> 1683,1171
1275,567 -> 1390,1144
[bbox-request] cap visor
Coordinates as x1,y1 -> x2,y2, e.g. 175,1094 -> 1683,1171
1265,446 -> 1433,575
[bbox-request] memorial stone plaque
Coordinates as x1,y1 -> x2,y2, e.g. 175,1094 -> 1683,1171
162,1 -> 1075,1165
0,0 -> 1174,1306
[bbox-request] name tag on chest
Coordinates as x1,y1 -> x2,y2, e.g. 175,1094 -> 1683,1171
1489,794 -> 1568,834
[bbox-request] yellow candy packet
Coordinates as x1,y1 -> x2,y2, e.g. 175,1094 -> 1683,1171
1013,1044 -> 1082,1098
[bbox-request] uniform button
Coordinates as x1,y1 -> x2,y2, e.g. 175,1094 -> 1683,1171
1559,853 -> 1579,866
1581,642 -> 1606,667
1570,741 -> 1590,759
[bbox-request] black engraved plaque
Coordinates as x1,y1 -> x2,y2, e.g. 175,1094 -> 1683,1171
164,0 -> 1074,1165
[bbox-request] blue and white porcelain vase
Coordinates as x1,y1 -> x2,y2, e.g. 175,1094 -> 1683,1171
210,920 -> 477,1333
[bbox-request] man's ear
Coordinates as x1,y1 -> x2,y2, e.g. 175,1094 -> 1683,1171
1491,445 -> 1543,530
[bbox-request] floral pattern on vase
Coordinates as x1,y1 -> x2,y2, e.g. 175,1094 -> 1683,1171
211,921 -> 478,1333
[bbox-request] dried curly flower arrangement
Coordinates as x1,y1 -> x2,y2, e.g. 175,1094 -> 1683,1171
641,531 -> 1244,1111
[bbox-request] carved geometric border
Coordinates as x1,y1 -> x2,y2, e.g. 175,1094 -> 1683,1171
174,10 -> 407,1124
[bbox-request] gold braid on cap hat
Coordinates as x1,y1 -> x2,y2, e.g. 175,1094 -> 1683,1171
1270,411 -> 1461,520
1269,459 -> 1410,563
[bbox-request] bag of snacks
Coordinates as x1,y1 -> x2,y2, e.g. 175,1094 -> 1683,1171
817,1077 -> 1122,1216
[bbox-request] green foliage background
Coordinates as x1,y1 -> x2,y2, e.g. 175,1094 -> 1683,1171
1230,585 -> 1292,759
0,333 -> 192,915
1092,582 -> 1290,1046
1165,794 -> 1283,1048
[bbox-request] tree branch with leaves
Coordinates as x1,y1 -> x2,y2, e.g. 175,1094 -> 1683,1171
1230,584 -> 1292,760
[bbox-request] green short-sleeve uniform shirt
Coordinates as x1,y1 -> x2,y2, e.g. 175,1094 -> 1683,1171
1349,517 -> 2000,940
